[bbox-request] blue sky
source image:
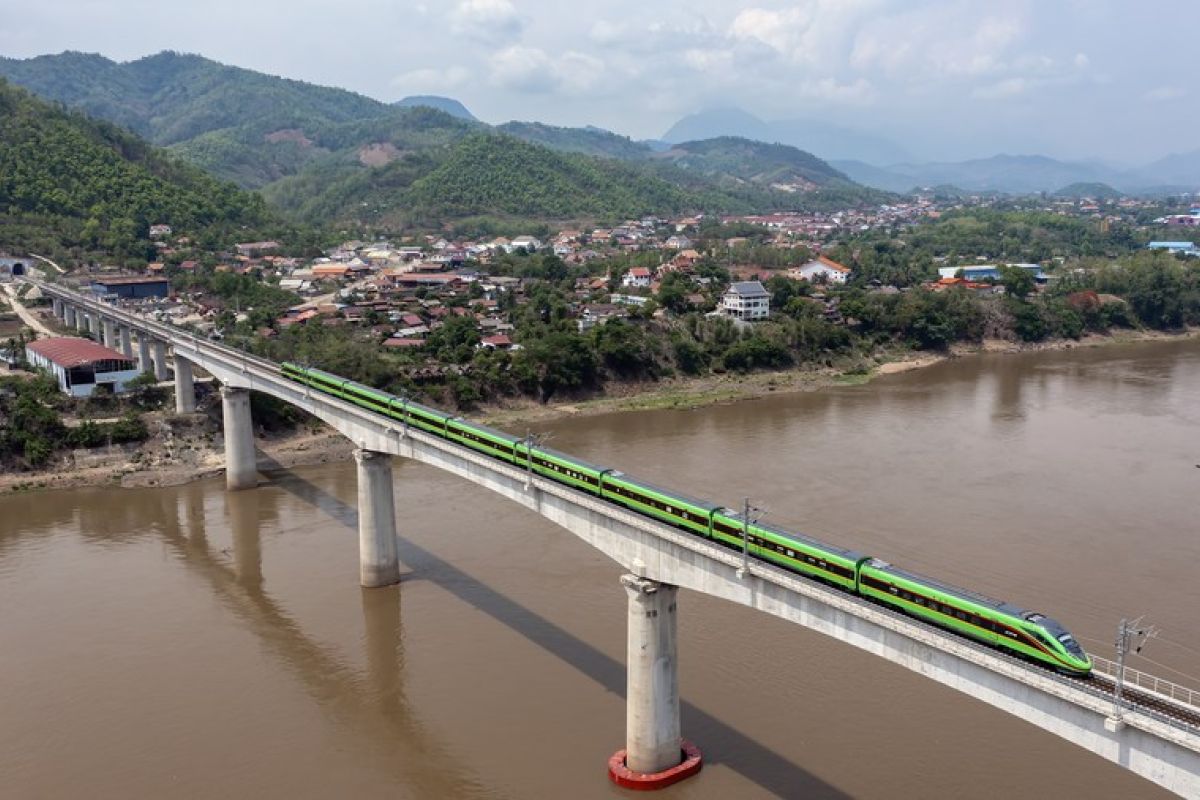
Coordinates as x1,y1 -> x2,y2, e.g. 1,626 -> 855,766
0,0 -> 1192,164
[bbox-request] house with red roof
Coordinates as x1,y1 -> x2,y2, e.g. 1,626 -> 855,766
25,337 -> 140,397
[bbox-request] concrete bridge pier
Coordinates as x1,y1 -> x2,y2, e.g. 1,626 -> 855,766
52,298 -> 63,319
152,339 -> 169,381
174,355 -> 195,413
119,326 -> 134,359
221,386 -> 257,491
102,317 -> 117,349
137,334 -> 152,375
609,574 -> 701,789
64,305 -> 77,329
86,311 -> 98,338
355,448 -> 400,588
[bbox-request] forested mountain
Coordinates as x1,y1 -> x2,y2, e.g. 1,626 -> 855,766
0,51 -> 884,227
652,137 -> 852,191
264,133 -> 802,226
497,121 -> 653,160
0,78 -> 266,260
0,51 -> 476,188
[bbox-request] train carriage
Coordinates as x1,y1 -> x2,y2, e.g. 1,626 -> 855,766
599,472 -> 720,537
711,513 -> 866,591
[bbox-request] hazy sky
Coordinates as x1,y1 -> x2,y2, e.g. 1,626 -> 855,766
0,0 -> 1192,163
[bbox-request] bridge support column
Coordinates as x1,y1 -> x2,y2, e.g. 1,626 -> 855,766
137,334 -> 152,375
608,574 -> 701,789
174,355 -> 195,413
86,311 -> 99,338
221,387 -> 257,491
119,326 -> 134,358
152,339 -> 169,381
52,298 -> 63,319
64,305 -> 77,329
102,317 -> 117,349
355,449 -> 400,588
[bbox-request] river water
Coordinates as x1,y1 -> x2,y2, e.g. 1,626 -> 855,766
3,340 -> 1199,799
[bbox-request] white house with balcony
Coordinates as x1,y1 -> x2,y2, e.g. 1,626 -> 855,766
622,267 -> 653,288
721,281 -> 770,321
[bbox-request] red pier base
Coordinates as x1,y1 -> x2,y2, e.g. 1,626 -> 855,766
607,740 -> 703,790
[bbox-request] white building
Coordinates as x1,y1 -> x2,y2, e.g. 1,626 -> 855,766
721,281 -> 770,321
26,337 -> 140,397
508,235 -> 543,253
622,267 -> 652,288
790,256 -> 851,284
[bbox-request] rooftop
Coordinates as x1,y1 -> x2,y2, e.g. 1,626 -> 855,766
27,337 -> 132,368
726,281 -> 769,298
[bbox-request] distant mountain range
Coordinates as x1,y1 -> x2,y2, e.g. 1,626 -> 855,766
0,51 -> 883,226
831,153 -> 1200,196
662,107 -> 913,167
659,106 -> 1200,196
394,95 -> 477,122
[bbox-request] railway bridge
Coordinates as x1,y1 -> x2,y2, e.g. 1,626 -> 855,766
29,279 -> 1200,797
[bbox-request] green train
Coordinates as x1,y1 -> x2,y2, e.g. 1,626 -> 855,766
282,362 -> 1092,676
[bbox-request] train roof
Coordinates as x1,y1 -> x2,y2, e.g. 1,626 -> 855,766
606,470 -> 724,512
743,519 -> 868,562
534,444 -> 613,476
453,418 -> 521,444
870,560 -> 1027,616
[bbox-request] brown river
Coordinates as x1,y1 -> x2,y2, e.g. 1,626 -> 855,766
3,340 -> 1199,799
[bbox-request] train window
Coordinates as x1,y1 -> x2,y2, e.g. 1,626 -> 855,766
786,550 -> 794,557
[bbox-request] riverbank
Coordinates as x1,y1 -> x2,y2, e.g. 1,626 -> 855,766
479,325 -> 1200,428
3,325 -> 1196,494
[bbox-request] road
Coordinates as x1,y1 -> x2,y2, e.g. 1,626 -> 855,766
2,282 -> 54,337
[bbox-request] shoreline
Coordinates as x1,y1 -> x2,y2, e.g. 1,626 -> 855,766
3,326 -> 1197,494
478,325 -> 1200,428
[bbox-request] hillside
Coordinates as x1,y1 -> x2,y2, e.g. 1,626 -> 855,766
497,121 -> 653,160
1053,182 -> 1122,199
653,136 -> 851,192
0,78 -> 266,260
267,133 -> 775,226
0,51 -> 476,188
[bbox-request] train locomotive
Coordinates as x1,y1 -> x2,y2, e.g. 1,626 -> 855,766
282,362 -> 1093,676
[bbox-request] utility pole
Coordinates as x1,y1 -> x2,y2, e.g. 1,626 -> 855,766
523,430 -> 550,490
737,497 -> 768,580
1113,616 -> 1159,718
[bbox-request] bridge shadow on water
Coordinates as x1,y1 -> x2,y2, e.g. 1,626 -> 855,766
147,478 -> 494,798
261,459 -> 851,799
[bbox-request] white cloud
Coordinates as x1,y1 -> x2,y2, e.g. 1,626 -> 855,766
1145,86 -> 1187,102
488,46 -> 604,95
450,0 -> 524,41
972,77 -> 1028,99
392,66 -> 472,93
730,0 -> 879,66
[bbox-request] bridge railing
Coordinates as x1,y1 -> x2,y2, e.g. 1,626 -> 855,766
1091,654 -> 1200,710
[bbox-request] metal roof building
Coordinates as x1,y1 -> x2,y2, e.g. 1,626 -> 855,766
25,337 -> 140,397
